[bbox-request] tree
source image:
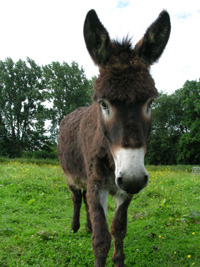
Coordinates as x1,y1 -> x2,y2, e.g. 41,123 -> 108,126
43,61 -> 93,140
0,58 -> 49,157
146,92 -> 184,164
146,80 -> 200,165
177,80 -> 200,164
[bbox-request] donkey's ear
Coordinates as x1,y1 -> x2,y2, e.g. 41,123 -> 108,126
134,11 -> 171,65
84,10 -> 112,66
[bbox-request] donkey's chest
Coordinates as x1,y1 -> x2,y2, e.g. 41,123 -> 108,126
69,169 -> 118,194
98,173 -> 119,196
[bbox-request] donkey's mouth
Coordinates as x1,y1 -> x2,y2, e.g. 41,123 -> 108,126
116,175 -> 149,194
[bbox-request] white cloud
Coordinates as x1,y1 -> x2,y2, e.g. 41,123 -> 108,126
0,0 -> 199,94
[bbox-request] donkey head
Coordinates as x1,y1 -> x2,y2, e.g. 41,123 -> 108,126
84,10 -> 171,194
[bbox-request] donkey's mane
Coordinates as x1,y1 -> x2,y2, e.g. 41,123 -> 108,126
93,37 -> 158,104
112,36 -> 133,53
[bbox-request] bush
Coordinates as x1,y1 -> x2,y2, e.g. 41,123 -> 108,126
22,149 -> 58,160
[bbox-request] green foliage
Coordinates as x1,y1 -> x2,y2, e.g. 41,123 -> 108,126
146,93 -> 183,164
0,55 -> 199,164
146,80 -> 200,165
43,61 -> 93,139
0,58 -> 49,157
0,58 -> 93,157
22,150 -> 57,160
0,162 -> 199,266
176,81 -> 200,164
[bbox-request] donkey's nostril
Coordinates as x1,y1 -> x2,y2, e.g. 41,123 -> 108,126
144,174 -> 149,184
117,177 -> 123,187
116,173 -> 149,194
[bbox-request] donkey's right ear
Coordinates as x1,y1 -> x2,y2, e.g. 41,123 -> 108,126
83,10 -> 112,66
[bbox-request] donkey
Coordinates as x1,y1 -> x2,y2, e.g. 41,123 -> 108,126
58,9 -> 170,267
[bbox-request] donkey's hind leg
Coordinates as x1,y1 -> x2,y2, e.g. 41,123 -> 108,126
83,190 -> 92,233
68,185 -> 82,233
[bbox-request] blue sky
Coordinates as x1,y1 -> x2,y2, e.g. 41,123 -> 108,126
117,0 -> 130,9
0,0 -> 200,94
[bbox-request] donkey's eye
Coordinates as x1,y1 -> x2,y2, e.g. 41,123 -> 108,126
147,100 -> 153,112
143,99 -> 154,119
98,100 -> 108,111
97,99 -> 113,120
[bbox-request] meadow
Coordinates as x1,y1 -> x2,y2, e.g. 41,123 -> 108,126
0,161 -> 199,266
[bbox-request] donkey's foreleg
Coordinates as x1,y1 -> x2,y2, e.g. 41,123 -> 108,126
87,184 -> 111,267
111,195 -> 132,267
83,190 -> 92,233
68,185 -> 82,233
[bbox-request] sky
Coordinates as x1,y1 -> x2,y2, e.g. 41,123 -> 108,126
0,0 -> 200,94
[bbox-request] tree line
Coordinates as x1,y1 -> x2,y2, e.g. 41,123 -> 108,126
0,58 -> 199,164
0,58 -> 93,158
146,80 -> 200,165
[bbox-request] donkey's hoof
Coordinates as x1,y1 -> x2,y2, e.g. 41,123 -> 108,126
71,224 -> 80,233
113,261 -> 126,267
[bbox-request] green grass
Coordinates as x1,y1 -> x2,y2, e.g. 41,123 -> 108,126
0,161 -> 199,266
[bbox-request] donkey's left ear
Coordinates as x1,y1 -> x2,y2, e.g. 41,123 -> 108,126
134,11 -> 171,65
84,9 -> 113,66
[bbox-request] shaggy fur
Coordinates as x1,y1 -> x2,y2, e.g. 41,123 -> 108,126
58,9 -> 171,267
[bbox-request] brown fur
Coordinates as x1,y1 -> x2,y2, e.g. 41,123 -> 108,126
58,9 -> 170,266
94,57 -> 158,103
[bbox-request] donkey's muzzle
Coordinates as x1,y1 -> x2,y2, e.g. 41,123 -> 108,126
116,173 -> 149,194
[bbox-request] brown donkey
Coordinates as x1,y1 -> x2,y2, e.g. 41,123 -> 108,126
58,9 -> 171,267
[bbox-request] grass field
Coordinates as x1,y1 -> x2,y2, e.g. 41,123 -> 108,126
0,161 -> 199,266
